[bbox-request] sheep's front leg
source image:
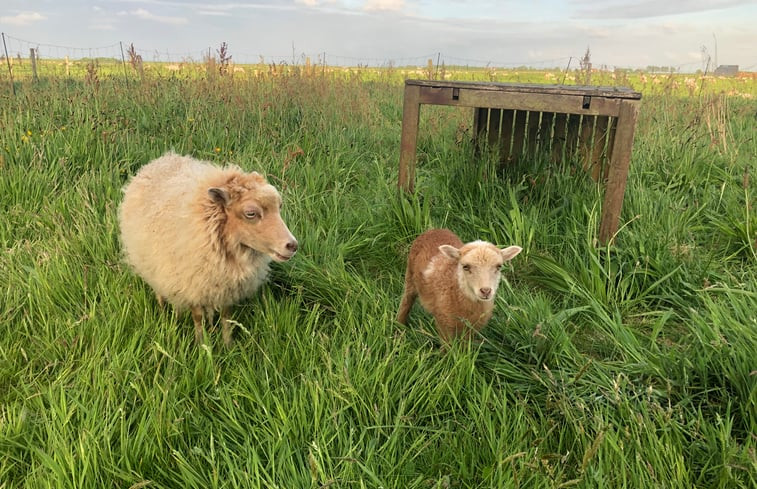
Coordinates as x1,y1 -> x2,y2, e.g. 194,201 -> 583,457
220,307 -> 234,347
191,306 -> 205,344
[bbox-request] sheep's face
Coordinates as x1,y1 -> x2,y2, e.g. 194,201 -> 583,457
209,175 -> 298,262
440,242 -> 522,302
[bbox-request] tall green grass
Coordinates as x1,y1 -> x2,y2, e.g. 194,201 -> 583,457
1,72 -> 754,488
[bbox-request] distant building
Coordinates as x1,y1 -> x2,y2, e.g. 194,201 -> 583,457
714,65 -> 739,77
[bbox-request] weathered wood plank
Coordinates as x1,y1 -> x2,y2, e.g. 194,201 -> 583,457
418,89 -> 624,117
488,109 -> 502,147
590,116 -> 610,181
565,114 -> 581,163
406,79 -> 642,100
500,109 -> 515,162
398,83 -> 421,192
472,107 -> 484,142
539,112 -> 555,156
510,110 -> 528,163
599,100 -> 640,243
551,113 -> 568,163
526,111 -> 541,158
579,115 -> 597,179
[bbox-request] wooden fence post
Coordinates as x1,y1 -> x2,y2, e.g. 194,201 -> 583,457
2,32 -> 15,95
30,48 -> 38,82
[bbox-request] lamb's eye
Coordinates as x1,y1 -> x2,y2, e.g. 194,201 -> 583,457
494,264 -> 502,271
244,211 -> 258,219
462,264 -> 471,272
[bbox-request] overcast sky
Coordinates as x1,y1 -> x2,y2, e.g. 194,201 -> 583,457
2,0 -> 756,70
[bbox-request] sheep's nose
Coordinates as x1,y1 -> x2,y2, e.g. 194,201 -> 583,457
286,240 -> 298,254
480,287 -> 492,299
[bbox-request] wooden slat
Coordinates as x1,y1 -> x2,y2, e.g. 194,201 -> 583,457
526,112 -> 541,158
579,115 -> 598,179
551,113 -> 568,163
500,109 -> 515,162
590,116 -> 610,181
472,107 -> 487,143
605,117 -> 618,181
565,114 -> 581,164
510,110 -> 528,163
539,112 -> 555,156
487,109 -> 502,147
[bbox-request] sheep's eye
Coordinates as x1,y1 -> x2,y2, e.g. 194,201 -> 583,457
244,211 -> 258,219
462,264 -> 471,272
494,264 -> 502,271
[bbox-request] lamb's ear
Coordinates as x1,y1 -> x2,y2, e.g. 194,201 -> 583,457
208,187 -> 230,206
439,245 -> 460,260
500,245 -> 523,261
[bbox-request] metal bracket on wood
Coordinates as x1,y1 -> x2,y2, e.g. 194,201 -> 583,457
582,96 -> 591,109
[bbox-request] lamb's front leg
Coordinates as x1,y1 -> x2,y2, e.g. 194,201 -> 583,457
434,314 -> 466,345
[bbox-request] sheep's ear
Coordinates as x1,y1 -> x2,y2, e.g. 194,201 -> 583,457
500,245 -> 523,261
439,245 -> 460,260
208,187 -> 230,206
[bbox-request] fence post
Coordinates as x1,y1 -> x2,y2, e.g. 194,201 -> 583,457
2,32 -> 16,95
30,48 -> 38,82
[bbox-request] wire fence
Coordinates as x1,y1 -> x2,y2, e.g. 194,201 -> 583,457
3,32 -> 755,96
2,31 -> 710,75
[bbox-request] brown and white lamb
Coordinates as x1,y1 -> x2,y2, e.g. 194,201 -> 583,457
397,228 -> 521,343
118,152 -> 298,346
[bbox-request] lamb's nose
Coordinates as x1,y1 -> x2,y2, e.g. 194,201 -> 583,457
480,287 -> 492,299
286,240 -> 298,253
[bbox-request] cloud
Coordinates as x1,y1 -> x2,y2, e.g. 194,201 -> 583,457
572,0 -> 749,19
196,9 -> 232,17
0,12 -> 46,26
364,0 -> 406,12
120,8 -> 188,25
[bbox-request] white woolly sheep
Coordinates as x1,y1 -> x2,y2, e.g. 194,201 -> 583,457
118,152 -> 298,346
397,228 -> 522,343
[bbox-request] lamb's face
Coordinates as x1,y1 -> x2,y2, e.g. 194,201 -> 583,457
441,241 -> 522,302
457,243 -> 505,302
209,178 -> 298,262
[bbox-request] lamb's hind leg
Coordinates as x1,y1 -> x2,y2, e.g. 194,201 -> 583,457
397,275 -> 417,325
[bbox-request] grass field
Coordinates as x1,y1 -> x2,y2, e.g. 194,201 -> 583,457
1,68 -> 755,488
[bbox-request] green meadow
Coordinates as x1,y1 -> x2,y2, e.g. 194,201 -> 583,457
1,65 -> 755,488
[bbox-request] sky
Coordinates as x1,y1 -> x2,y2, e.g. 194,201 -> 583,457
2,0 -> 756,70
